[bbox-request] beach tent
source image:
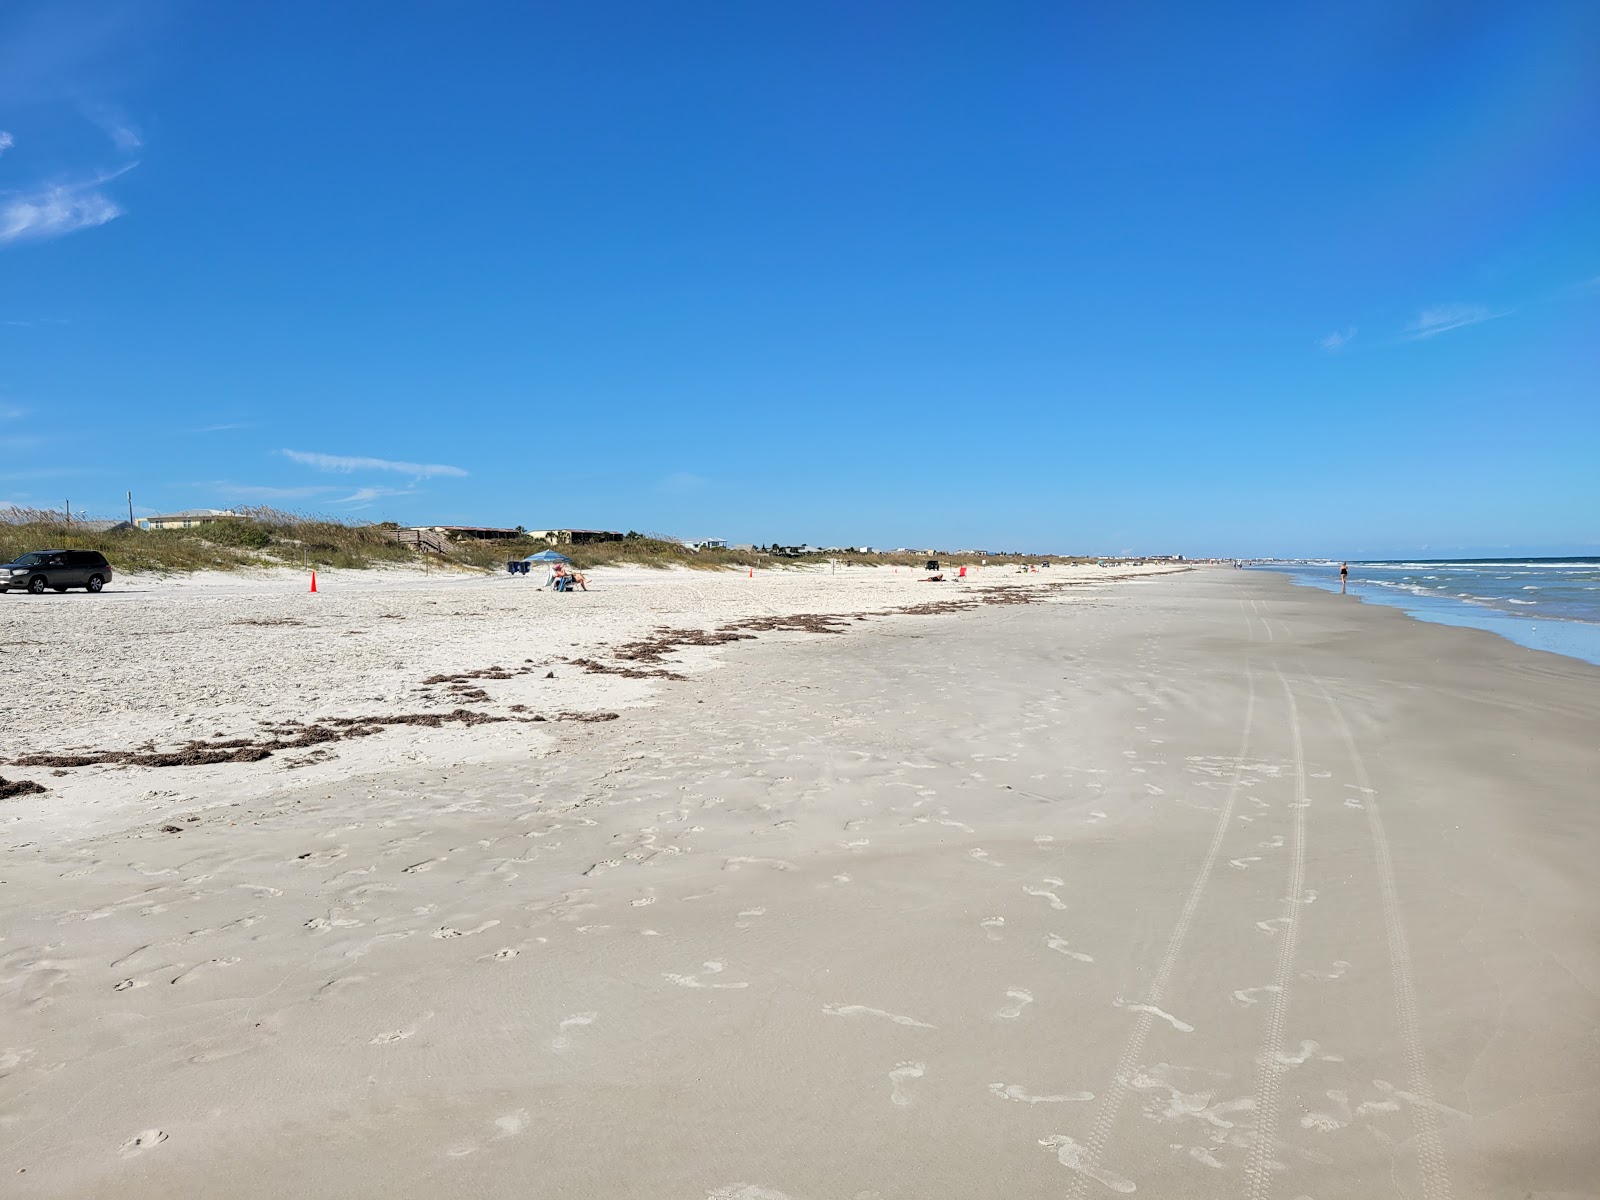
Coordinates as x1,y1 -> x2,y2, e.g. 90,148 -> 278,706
523,550 -> 572,563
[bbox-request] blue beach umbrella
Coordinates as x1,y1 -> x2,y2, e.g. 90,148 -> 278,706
523,550 -> 572,563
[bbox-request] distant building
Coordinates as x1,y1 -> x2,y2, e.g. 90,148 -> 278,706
681,537 -> 728,551
406,525 -> 522,542
137,509 -> 245,531
527,529 -> 625,546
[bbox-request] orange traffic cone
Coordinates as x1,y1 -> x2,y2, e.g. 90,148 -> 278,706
748,566 -> 754,578
309,571 -> 318,593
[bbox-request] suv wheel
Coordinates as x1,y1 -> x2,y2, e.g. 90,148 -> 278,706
86,574 -> 105,593
27,575 -> 47,594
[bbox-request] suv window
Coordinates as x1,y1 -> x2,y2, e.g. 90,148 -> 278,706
13,552 -> 46,567
68,551 -> 107,567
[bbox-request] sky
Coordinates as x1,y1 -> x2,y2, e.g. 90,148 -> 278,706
1,1 -> 1596,559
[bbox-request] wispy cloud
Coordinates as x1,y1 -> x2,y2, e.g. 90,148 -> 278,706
659,471 -> 709,494
86,105 -> 141,152
0,132 -> 12,157
1319,327 -> 1356,353
1403,303 -> 1503,340
187,422 -> 253,434
0,166 -> 132,247
338,486 -> 418,506
282,449 -> 468,478
0,405 -> 24,420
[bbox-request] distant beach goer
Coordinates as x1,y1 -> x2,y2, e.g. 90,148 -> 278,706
1340,562 -> 1349,593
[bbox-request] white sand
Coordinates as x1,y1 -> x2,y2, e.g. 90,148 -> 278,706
0,562 -> 1157,839
2,567 -> 1596,1198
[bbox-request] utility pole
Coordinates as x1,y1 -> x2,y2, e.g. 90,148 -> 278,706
65,498 -> 71,524
128,491 -> 135,528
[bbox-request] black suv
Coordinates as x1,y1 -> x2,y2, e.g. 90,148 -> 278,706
1,550 -> 114,594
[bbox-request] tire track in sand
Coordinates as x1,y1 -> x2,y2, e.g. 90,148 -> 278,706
1310,677 -> 1454,1200
1243,667 -> 1311,1200
1060,631 -> 1257,1198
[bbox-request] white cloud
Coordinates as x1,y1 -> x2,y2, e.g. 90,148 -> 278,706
186,422 -> 253,433
1319,327 -> 1356,352
282,449 -> 468,478
1404,303 -> 1502,340
0,132 -> 13,157
338,486 -> 417,506
98,114 -> 140,152
0,168 -> 130,246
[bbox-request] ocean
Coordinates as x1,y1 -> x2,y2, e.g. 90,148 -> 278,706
1254,558 -> 1600,667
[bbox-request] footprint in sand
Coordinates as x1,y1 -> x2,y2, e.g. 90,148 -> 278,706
664,961 -> 749,990
1039,1134 -> 1135,1192
432,921 -> 500,939
488,948 -> 519,960
551,1012 -> 596,1051
980,917 -> 1006,941
989,1083 -> 1094,1104
823,1004 -> 936,1029
1114,998 -> 1193,1032
119,1129 -> 168,1156
1046,935 -> 1094,963
1024,884 -> 1067,911
968,848 -> 1002,867
995,989 -> 1034,1020
1231,984 -> 1280,1007
1267,1039 -> 1342,1067
888,1061 -> 925,1107
494,1108 -> 529,1138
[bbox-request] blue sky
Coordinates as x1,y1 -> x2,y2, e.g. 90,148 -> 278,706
2,1 -> 1596,558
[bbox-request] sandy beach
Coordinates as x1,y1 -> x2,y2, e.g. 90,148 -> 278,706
2,567 -> 1596,1198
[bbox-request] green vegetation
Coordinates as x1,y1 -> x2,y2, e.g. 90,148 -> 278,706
1,506 -> 1085,576
1,506 -> 424,574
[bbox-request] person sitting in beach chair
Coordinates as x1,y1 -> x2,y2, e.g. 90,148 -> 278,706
550,564 -> 588,592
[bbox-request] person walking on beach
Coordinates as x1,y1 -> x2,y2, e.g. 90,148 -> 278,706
1340,562 -> 1349,594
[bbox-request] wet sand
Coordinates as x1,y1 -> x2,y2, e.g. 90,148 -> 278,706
2,570 -> 1596,1198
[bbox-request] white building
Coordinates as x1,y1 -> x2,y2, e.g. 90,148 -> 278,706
136,508 -> 245,531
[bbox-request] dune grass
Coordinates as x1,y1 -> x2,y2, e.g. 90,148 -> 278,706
1,506 -> 1086,576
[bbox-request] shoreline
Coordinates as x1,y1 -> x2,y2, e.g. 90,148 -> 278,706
1254,562 -> 1600,667
2,569 -> 1596,1198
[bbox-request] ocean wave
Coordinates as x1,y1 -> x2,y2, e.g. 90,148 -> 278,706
1507,599 -> 1536,605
